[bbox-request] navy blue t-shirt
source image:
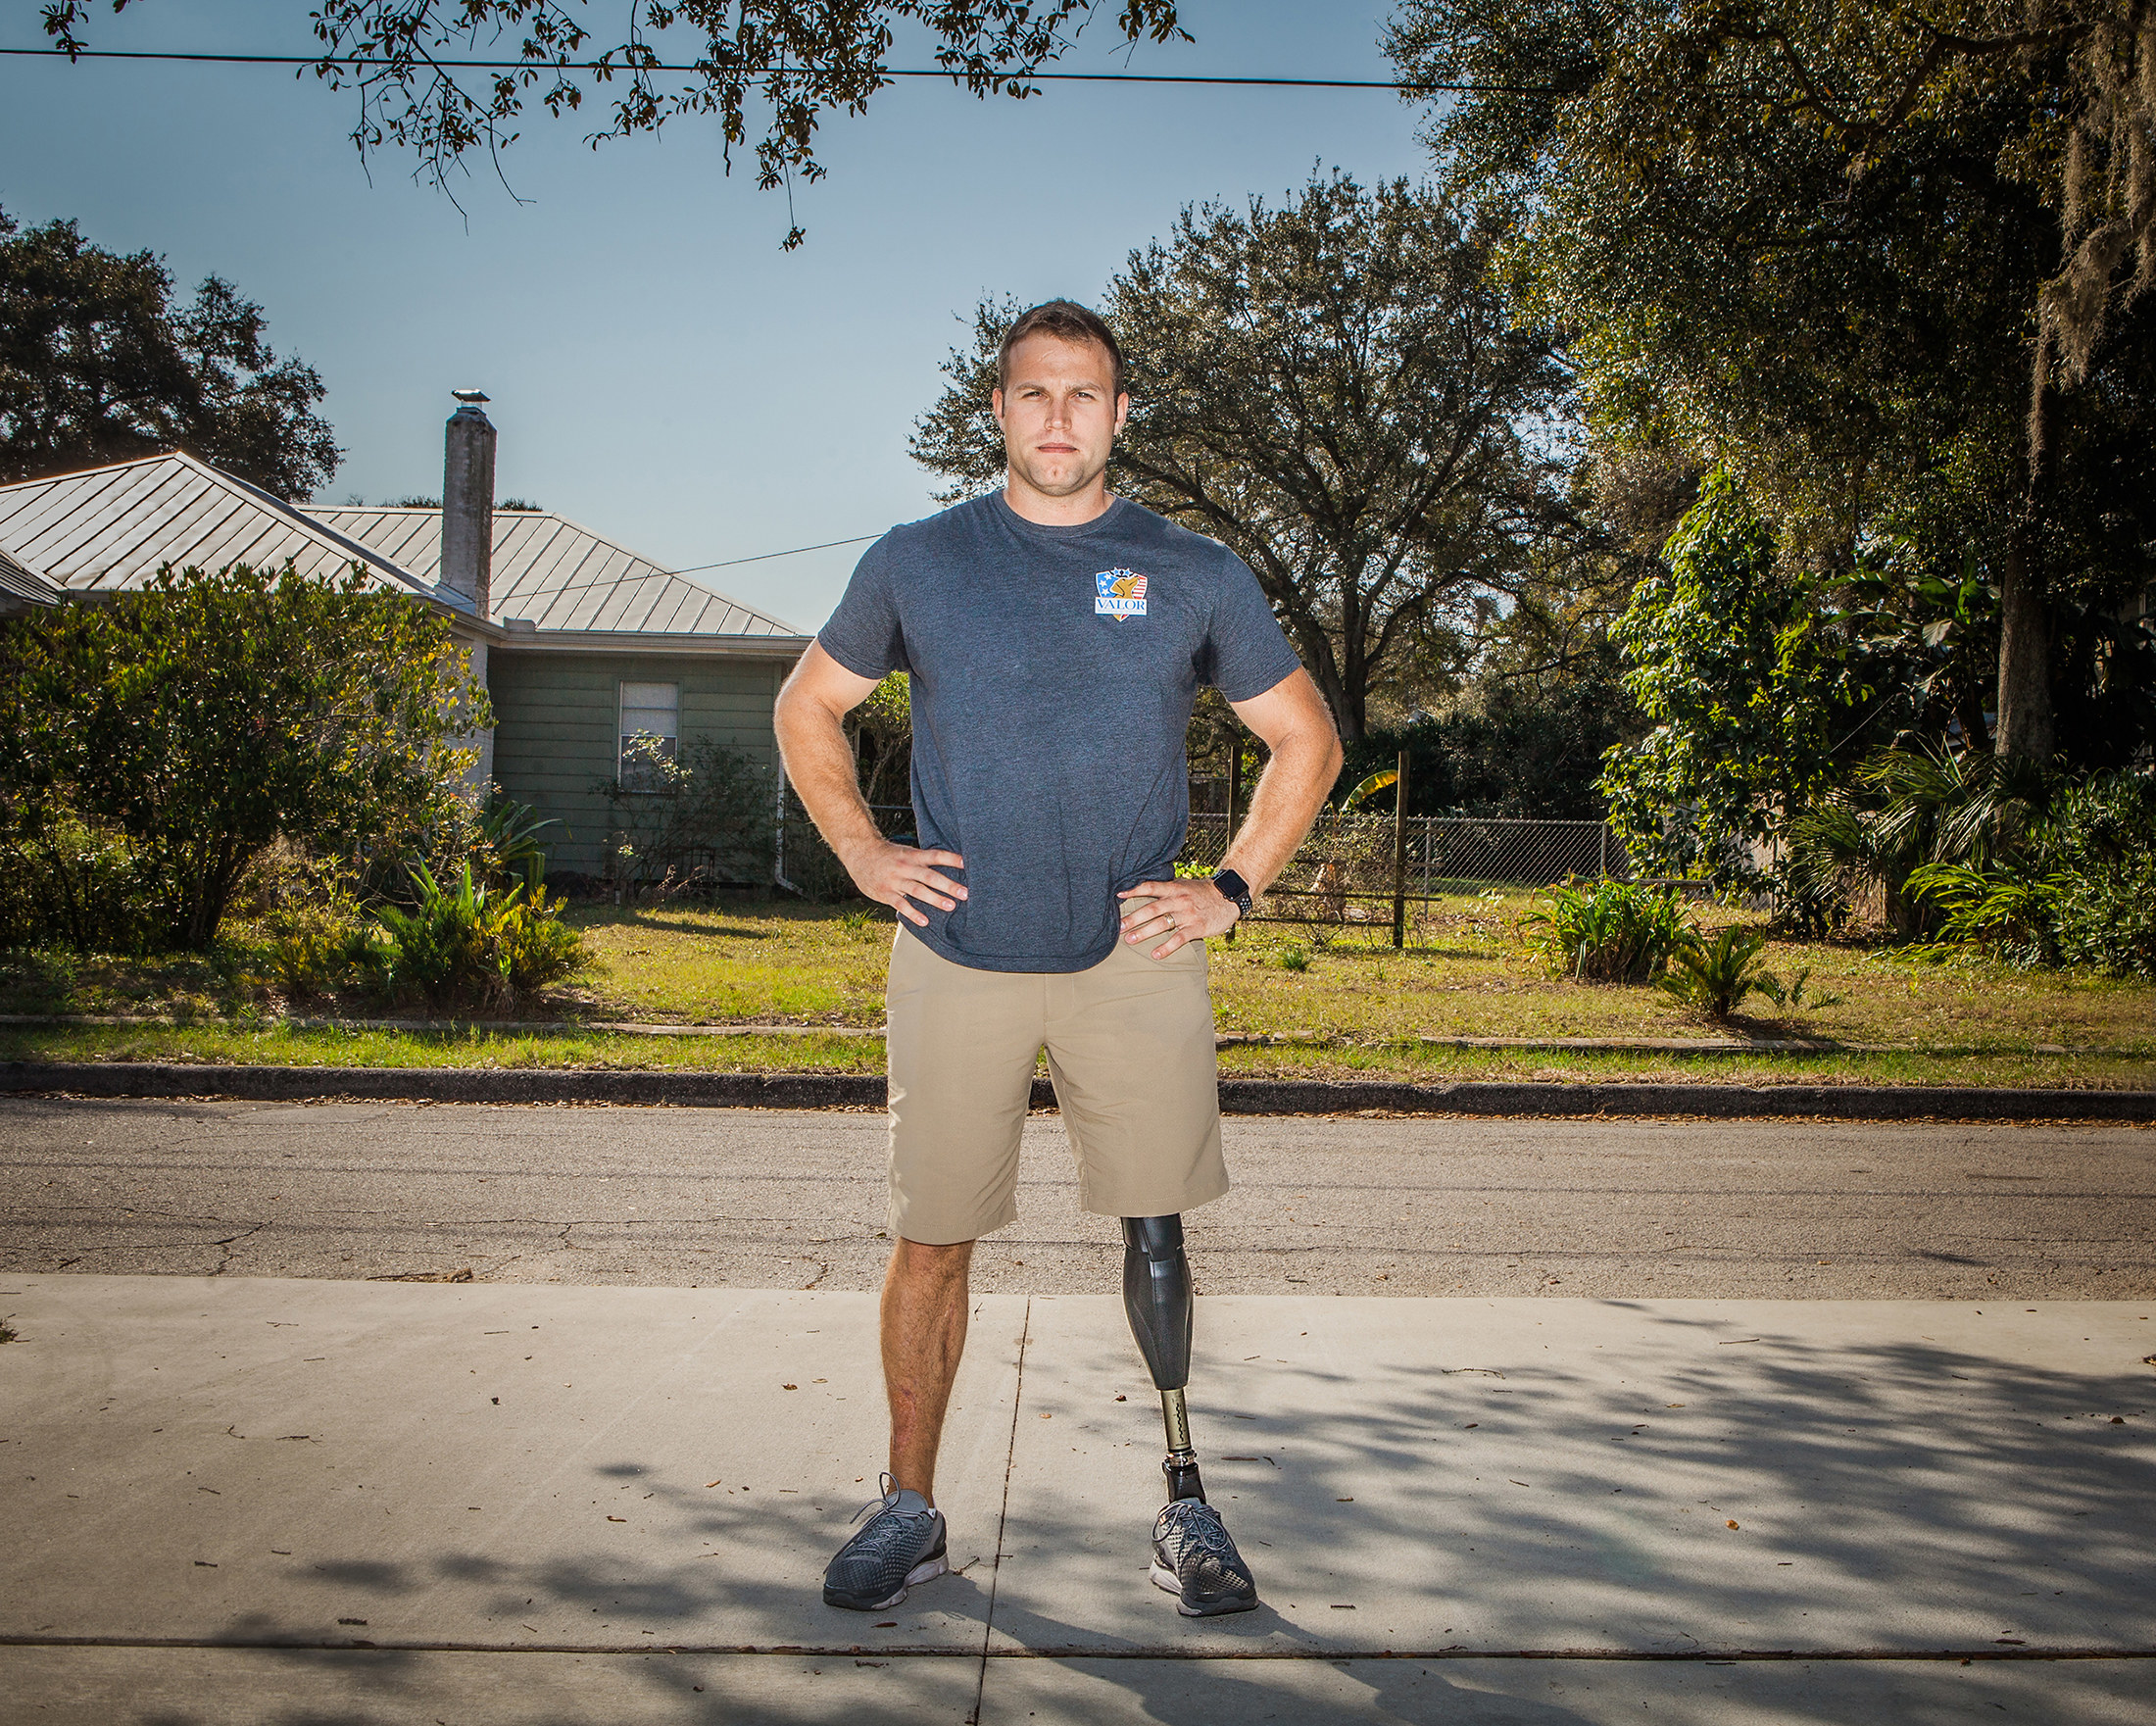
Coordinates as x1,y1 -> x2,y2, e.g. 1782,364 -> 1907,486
816,492 -> 1302,973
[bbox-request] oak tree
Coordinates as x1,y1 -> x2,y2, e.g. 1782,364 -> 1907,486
44,0 -> 1186,245
911,172 -> 1575,741
0,210 -> 339,497
1388,0 -> 2156,764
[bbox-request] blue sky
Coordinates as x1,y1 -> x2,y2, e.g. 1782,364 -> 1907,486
1,2 -> 1433,630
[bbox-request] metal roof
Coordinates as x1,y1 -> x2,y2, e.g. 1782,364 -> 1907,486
313,507 -> 802,637
0,454 -> 804,643
0,453 -> 448,607
0,544 -> 62,607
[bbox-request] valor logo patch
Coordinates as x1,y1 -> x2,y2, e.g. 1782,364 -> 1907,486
1094,568 -> 1149,620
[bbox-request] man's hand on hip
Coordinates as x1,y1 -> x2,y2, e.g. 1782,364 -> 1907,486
1117,879 -> 1239,960
847,839 -> 968,927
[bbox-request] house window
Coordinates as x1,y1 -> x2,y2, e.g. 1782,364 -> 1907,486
618,681 -> 679,787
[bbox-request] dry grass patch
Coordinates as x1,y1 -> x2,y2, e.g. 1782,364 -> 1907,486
6,888 -> 2152,1075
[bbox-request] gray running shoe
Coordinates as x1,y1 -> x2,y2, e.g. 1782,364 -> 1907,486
1149,1498 -> 1259,1617
823,1475 -> 949,1611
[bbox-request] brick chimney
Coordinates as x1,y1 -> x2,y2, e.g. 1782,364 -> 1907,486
442,389 -> 495,616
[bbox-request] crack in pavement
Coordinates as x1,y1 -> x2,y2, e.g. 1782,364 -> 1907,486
210,1221 -> 270,1275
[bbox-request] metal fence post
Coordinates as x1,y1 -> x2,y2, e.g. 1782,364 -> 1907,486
1223,717 -> 1243,944
1391,748 -> 1409,949
1225,718 -> 1243,847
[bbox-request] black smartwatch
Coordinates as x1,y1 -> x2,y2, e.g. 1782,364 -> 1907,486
1211,867 -> 1253,921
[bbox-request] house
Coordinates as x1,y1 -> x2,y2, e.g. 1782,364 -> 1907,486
0,395 -> 813,880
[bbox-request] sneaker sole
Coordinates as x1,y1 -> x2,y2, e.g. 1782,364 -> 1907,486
1149,1558 -> 1258,1617
824,1554 -> 948,1613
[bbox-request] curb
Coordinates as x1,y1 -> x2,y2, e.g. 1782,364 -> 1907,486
4,1061 -> 2153,1120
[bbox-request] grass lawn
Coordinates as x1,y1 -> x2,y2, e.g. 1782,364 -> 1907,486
4,891 -> 2152,1088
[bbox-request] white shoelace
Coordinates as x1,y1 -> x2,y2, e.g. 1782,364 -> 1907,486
1157,1499 -> 1241,1565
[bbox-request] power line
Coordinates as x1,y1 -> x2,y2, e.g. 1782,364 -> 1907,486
673,533 -> 879,574
0,45 -> 1553,93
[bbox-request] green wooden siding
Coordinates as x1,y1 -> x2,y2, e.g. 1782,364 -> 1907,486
488,650 -> 793,877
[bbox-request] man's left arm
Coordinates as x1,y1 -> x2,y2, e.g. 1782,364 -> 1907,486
1118,668 -> 1344,959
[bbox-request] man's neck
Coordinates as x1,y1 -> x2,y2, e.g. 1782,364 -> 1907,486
1003,472 -> 1116,528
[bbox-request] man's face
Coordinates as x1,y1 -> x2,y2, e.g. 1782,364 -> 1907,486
993,333 -> 1129,501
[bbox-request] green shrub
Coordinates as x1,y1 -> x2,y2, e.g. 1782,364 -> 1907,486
1656,925 -> 1773,1020
1277,947 -> 1311,972
0,561 -> 488,950
223,841 -> 372,998
1898,774 -> 2156,978
364,862 -> 588,1011
601,737 -> 774,895
1520,878 -> 1690,983
1903,862 -> 2058,964
0,807 -> 172,953
493,893 -> 589,997
2041,776 -> 2156,979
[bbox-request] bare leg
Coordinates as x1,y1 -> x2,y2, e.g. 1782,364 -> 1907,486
881,1237 -> 974,1506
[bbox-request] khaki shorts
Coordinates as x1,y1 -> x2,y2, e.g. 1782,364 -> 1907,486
883,910 -> 1226,1244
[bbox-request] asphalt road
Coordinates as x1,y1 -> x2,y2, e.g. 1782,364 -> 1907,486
5,1098 -> 2154,1299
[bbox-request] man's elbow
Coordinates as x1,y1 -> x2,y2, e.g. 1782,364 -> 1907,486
1292,719 -> 1343,780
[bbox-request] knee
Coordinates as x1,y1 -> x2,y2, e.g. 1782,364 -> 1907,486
891,1236 -> 975,1285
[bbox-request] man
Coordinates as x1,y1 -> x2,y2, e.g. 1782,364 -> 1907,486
773,300 -> 1341,1619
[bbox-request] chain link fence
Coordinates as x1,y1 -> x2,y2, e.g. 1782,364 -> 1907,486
776,793 -> 1625,921
1181,811 -> 1626,925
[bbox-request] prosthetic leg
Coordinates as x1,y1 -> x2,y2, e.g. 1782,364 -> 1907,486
1121,1214 -> 1205,1503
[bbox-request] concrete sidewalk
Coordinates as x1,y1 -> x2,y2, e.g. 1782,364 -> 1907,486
2,1276 -> 2152,1722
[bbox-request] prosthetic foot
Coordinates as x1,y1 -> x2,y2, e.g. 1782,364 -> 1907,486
1121,1214 -> 1204,1503
1124,1214 -> 1261,1615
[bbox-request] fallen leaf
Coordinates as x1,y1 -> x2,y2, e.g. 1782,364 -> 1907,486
705,1480 -> 722,1489
607,1515 -> 626,1523
1727,1520 -> 1740,1530
782,1384 -> 798,1391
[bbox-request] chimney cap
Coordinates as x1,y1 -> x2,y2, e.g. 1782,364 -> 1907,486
451,388 -> 491,405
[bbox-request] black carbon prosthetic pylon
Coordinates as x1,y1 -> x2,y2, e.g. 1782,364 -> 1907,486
1121,1214 -> 1205,1503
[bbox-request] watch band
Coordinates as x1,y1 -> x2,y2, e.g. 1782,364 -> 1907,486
1212,867 -> 1253,918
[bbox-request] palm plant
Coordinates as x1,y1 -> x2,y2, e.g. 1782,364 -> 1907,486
365,861 -> 586,1010
1656,925 -> 1773,1021
1784,744 -> 2056,936
477,795 -> 561,893
1521,878 -> 1691,983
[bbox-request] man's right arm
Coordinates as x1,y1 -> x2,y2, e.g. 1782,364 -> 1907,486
773,642 -> 966,927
